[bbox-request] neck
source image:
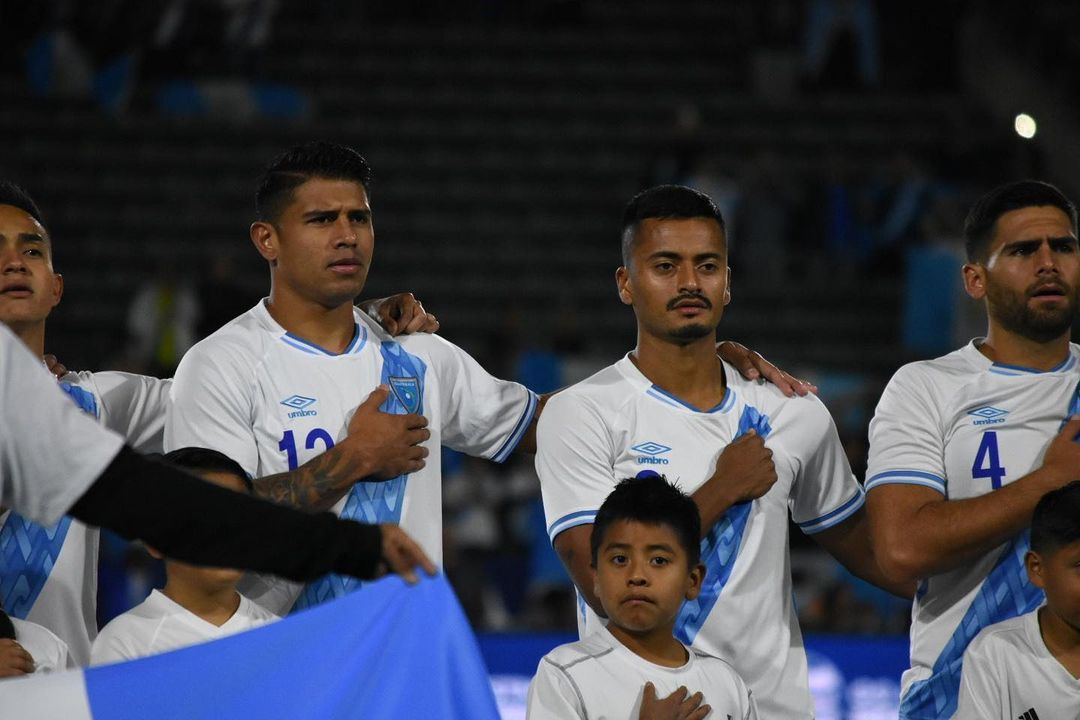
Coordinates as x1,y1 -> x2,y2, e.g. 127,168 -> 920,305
978,323 -> 1071,370
6,320 -> 45,359
607,622 -> 688,668
1038,606 -> 1080,678
631,332 -> 725,410
266,285 -> 357,354
161,581 -> 241,627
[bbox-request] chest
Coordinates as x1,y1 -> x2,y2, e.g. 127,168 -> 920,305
941,376 -> 1076,499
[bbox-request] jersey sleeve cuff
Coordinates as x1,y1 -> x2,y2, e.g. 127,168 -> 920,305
797,488 -> 865,535
491,390 -> 539,463
864,470 -> 946,495
547,510 -> 597,543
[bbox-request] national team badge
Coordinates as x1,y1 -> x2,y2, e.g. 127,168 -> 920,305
389,376 -> 421,414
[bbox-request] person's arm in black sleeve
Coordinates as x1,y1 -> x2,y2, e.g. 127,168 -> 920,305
68,447 -> 434,583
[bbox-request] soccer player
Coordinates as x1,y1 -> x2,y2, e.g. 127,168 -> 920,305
91,448 -> 278,665
0,319 -> 436,590
165,141 -> 543,615
537,185 -> 908,719
954,481 -> 1080,720
0,181 -> 436,664
527,475 -> 757,720
865,180 -> 1080,719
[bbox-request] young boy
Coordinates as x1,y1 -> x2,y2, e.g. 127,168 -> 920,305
90,448 -> 279,665
528,475 -> 757,719
955,480 -> 1080,719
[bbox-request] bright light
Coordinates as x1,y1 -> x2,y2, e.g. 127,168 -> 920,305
1014,113 -> 1037,139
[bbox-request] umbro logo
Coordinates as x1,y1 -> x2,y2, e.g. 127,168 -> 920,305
281,395 -> 318,418
1018,708 -> 1040,720
967,405 -> 1009,426
632,441 -> 671,466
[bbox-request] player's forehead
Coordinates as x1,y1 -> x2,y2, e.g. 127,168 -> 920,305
0,204 -> 50,245
629,217 -> 726,258
284,177 -> 369,215
989,205 -> 1076,251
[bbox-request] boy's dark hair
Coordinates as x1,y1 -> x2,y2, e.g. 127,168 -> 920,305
0,606 -> 14,641
962,180 -> 1077,262
590,474 -> 701,567
255,141 -> 373,224
163,447 -> 253,493
0,181 -> 45,226
1031,480 -> 1080,555
621,185 -> 725,265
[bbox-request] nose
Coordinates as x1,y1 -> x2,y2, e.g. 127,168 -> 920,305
333,216 -> 358,247
626,559 -> 648,586
1034,242 -> 1057,273
677,264 -> 700,293
0,246 -> 27,274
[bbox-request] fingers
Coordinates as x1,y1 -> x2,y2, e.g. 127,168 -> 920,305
686,703 -> 711,720
642,682 -> 657,703
1057,414 -> 1080,443
360,385 -> 391,410
0,640 -> 35,675
382,525 -> 437,584
43,354 -> 67,379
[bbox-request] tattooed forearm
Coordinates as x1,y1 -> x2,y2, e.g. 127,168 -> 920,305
253,445 -> 365,512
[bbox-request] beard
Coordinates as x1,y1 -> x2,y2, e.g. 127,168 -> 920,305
986,280 -> 1078,344
667,323 -> 714,344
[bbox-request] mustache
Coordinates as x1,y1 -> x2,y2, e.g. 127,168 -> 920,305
667,293 -> 712,311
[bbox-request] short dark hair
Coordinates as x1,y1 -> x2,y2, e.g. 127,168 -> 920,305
0,181 -> 45,226
590,474 -> 701,567
621,185 -> 725,265
163,447 -> 253,493
1031,480 -> 1080,555
962,180 -> 1077,262
255,141 -> 373,223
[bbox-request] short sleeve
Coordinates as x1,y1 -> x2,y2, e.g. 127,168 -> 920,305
778,395 -> 865,535
0,327 -> 123,525
535,392 -> 617,542
526,658 -> 586,720
85,372 -> 172,453
417,335 -> 537,462
165,339 -> 258,477
865,364 -> 947,496
954,635 -> 1002,720
89,616 -> 144,666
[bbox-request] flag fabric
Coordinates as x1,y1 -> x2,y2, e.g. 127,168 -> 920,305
0,574 -> 500,720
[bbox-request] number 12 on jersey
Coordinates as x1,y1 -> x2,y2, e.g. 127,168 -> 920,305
972,431 -> 1006,489
279,428 -> 335,471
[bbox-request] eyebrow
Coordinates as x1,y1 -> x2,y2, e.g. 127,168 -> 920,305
646,251 -> 723,262
300,208 -> 371,221
604,542 -> 677,553
0,232 -> 47,244
1000,236 -> 1078,253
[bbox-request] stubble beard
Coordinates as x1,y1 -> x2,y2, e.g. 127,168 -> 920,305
987,282 -> 1078,344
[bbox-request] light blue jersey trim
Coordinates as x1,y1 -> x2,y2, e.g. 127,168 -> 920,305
491,390 -> 539,463
548,510 -> 597,542
990,354 -> 1075,374
799,489 -> 865,534
865,470 -> 946,494
281,323 -> 364,356
646,385 -> 736,414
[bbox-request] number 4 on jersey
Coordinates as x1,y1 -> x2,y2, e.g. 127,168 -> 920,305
972,431 -> 1006,489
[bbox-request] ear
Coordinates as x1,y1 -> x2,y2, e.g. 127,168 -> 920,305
616,266 -> 633,306
49,272 -> 64,309
723,266 -> 731,307
1025,550 -> 1045,590
250,221 -> 278,264
592,563 -> 602,601
962,262 -> 986,301
684,562 -> 706,601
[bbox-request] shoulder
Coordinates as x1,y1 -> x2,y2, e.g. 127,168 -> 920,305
886,347 -> 980,397
546,363 -> 633,415
541,633 -> 617,674
690,647 -> 744,679
967,613 -> 1029,658
178,306 -> 269,372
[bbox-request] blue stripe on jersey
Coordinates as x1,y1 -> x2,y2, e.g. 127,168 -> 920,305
1067,379 -> 1080,421
865,470 -> 946,494
646,384 -> 737,414
991,355 -> 1075,374
547,509 -> 598,542
674,404 -> 770,644
281,324 -> 363,356
898,531 -> 1044,720
1,383 -> 96,620
797,488 -> 865,534
492,391 -> 539,463
293,341 -> 428,613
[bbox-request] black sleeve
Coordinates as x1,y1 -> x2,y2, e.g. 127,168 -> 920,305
68,446 -> 382,582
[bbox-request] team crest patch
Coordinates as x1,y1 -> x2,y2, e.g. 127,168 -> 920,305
389,377 -> 421,414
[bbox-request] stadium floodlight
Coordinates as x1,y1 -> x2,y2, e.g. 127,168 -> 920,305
1014,113 -> 1037,140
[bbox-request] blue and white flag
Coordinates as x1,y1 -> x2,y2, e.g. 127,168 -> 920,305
0,574 -> 500,719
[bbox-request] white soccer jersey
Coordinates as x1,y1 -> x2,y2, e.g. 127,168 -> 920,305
537,355 -> 864,719
90,589 -> 278,665
165,300 -> 537,615
527,624 -> 758,720
1,369 -> 170,666
11,616 -> 73,673
955,609 -> 1080,720
866,341 -> 1080,719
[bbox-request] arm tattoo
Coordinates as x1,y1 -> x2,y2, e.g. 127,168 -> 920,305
253,446 -> 359,512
